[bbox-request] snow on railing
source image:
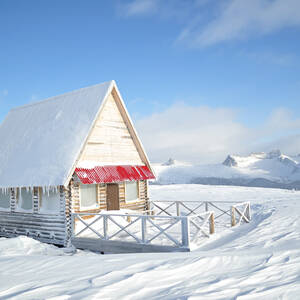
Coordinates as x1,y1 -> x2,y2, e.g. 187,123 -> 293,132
231,202 -> 251,226
70,201 -> 251,250
71,211 -> 215,249
149,200 -> 251,229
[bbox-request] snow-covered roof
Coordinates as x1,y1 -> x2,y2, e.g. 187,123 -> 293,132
0,80 -> 115,188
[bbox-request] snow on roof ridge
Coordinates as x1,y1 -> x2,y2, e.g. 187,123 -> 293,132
11,80 -> 114,112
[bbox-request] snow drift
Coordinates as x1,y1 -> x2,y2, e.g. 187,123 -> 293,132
1,185 -> 300,299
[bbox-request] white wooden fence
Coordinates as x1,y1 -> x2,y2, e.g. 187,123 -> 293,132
71,201 -> 251,252
71,210 -> 215,249
149,200 -> 251,228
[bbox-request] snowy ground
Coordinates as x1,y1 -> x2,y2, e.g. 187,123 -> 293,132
1,184 -> 300,299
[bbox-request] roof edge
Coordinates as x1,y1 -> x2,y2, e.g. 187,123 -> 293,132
11,80 -> 115,112
62,80 -> 115,187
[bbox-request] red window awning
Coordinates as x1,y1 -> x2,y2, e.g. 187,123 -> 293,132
74,165 -> 155,184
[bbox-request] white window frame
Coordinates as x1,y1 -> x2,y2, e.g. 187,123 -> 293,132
125,181 -> 139,203
15,187 -> 33,213
0,189 -> 11,211
80,183 -> 99,210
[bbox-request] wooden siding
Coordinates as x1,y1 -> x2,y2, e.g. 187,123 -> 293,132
111,88 -> 150,169
0,185 -> 67,246
70,181 -> 80,213
120,180 -> 149,211
33,187 -> 39,214
0,180 -> 149,247
10,188 -> 16,212
78,93 -> 143,165
64,183 -> 73,245
98,183 -> 107,210
73,180 -> 149,213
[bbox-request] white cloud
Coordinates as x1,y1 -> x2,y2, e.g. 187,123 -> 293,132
117,0 -> 194,20
178,0 -> 300,47
0,90 -> 8,102
135,103 -> 300,164
118,0 -> 300,47
136,103 -> 251,163
265,108 -> 300,132
30,94 -> 38,101
118,0 -> 159,17
265,134 -> 300,156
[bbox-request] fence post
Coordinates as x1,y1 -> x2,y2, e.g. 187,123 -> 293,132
103,215 -> 108,240
205,202 -> 209,212
231,206 -> 236,226
209,213 -> 215,234
176,202 -> 180,216
246,203 -> 251,221
181,217 -> 190,248
141,216 -> 147,244
126,214 -> 131,223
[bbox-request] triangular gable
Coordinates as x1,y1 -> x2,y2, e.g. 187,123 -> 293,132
66,83 -> 153,185
77,92 -> 143,166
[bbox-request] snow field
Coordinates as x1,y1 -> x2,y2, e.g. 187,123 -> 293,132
0,184 -> 300,299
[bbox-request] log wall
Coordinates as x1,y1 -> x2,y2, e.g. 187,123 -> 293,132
0,179 -> 149,247
0,185 -> 67,245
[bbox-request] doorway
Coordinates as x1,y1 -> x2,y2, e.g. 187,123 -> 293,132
106,183 -> 120,210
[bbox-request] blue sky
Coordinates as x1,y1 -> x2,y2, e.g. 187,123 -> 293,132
1,0 -> 300,163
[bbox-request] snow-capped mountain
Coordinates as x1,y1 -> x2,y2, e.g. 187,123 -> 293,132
153,151 -> 300,189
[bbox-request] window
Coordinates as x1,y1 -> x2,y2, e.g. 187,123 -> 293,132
0,190 -> 10,210
80,184 -> 98,209
40,189 -> 60,214
125,181 -> 139,203
16,188 -> 33,212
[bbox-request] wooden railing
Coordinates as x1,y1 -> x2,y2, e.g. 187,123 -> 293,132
71,210 -> 215,249
231,202 -> 251,226
149,200 -> 251,228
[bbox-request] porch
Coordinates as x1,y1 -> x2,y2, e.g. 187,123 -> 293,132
71,200 -> 251,253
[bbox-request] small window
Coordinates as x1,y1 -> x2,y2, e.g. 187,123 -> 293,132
0,190 -> 10,210
40,189 -> 60,214
80,184 -> 98,209
125,181 -> 139,203
16,188 -> 33,212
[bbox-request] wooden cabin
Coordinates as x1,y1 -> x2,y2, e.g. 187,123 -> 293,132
0,80 -> 155,246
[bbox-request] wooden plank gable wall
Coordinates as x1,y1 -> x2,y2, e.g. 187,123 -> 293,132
78,93 -> 143,165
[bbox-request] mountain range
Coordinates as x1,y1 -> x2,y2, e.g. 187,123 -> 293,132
153,150 -> 300,189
